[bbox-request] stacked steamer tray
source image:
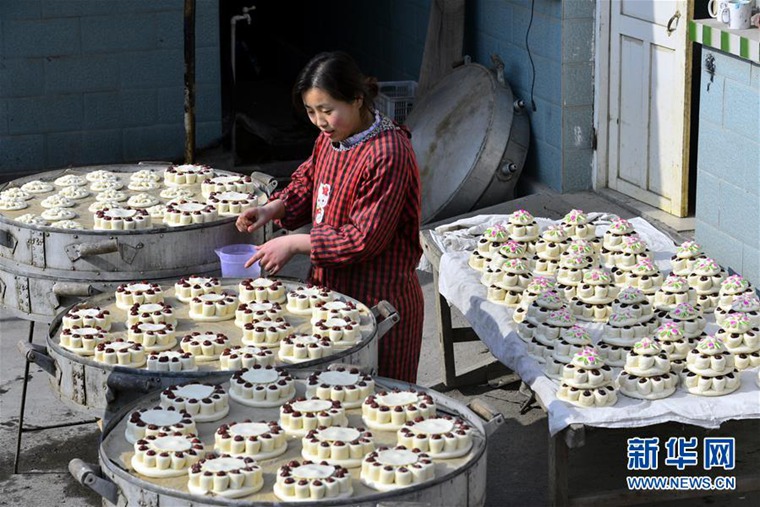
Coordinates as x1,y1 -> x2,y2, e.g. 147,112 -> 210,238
686,257 -> 726,313
481,240 -> 530,305
652,274 -> 698,318
556,347 -> 618,408
715,275 -> 758,327
616,338 -> 679,400
597,288 -> 659,367
468,223 -> 509,271
485,257 -> 533,307
504,209 -> 540,254
670,240 -> 707,276
559,209 -> 599,248
34,276 -> 397,422
714,312 -> 760,370
599,218 -> 638,268
659,303 -> 707,343
72,375 -> 503,506
515,289 -> 567,344
680,336 -> 741,396
544,325 -> 595,381
527,307 -> 577,365
654,322 -> 694,374
567,267 -> 619,322
530,225 -> 570,277
0,163 -> 276,322
555,253 -> 596,302
612,258 -> 664,303
511,276 -> 558,325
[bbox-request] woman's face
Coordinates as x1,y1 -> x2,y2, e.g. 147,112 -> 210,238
302,87 -> 363,142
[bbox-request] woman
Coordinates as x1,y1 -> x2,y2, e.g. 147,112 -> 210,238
236,51 -> 424,383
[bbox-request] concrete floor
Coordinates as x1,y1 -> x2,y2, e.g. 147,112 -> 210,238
1,190 -> 758,507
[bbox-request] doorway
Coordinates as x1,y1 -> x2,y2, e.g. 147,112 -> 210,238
595,0 -> 701,218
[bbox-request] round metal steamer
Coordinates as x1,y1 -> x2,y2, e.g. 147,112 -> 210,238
406,57 -> 530,224
0,164 -> 275,322
23,280 -> 396,422
69,378 -> 503,507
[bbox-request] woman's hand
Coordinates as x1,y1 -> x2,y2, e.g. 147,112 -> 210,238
246,234 -> 311,274
236,200 -> 285,233
236,206 -> 270,233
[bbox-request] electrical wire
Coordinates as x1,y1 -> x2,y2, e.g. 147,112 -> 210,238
526,0 -> 537,111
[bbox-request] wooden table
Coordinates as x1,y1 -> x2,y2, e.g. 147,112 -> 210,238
420,193 -> 760,506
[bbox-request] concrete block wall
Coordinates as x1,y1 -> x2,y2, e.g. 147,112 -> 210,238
695,49 -> 760,287
297,0 -> 596,209
466,0 -> 595,192
0,0 -> 222,177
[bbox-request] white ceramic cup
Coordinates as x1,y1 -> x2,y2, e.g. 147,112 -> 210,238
708,0 -> 728,18
721,0 -> 752,29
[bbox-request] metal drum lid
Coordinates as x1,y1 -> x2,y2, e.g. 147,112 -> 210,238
406,62 -> 515,224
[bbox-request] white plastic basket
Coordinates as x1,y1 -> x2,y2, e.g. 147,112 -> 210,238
376,80 -> 417,124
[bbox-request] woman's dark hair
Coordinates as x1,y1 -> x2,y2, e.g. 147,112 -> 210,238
293,51 -> 378,114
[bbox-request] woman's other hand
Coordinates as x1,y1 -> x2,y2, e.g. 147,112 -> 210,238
245,234 -> 311,274
236,200 -> 285,233
236,206 -> 268,233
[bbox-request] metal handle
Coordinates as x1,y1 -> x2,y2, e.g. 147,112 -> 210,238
371,300 -> 399,340
667,11 -> 680,35
53,282 -> 101,297
69,459 -> 119,505
0,229 -> 17,250
65,239 -> 119,261
499,161 -> 518,176
250,171 -> 278,196
105,372 -> 163,402
468,398 -> 505,437
490,53 -> 506,85
17,341 -> 57,377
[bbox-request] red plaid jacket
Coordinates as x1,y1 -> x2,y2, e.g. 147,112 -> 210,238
272,118 -> 424,382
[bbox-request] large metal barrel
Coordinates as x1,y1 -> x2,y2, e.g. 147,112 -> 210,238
69,377 -> 503,506
0,163 -> 275,321
407,56 -> 530,224
21,278 -> 397,423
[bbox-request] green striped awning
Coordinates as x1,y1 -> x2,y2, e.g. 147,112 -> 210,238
690,19 -> 760,64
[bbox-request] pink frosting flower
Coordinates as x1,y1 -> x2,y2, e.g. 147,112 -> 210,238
609,218 -> 633,234
563,209 -> 586,224
676,241 -> 702,256
721,275 -> 748,293
511,209 -> 534,224
576,346 -> 600,366
656,322 -> 682,339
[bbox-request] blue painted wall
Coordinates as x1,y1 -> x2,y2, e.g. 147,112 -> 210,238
695,49 -> 760,287
0,0 -> 595,196
302,0 -> 594,194
0,0 -> 222,176
465,0 -> 595,193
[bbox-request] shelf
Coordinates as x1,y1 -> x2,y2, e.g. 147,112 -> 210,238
690,19 -> 760,64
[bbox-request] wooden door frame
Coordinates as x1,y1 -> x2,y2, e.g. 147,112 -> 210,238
593,0 -> 693,217
593,0 -> 612,191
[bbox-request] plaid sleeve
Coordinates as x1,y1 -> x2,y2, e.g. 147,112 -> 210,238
310,132 -> 412,267
270,141 -> 318,230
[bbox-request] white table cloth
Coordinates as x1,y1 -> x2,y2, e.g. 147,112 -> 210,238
433,215 -> 760,435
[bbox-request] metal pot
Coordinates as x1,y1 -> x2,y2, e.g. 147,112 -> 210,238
407,55 -> 530,224
69,377 -> 503,506
21,281 -> 398,423
0,163 -> 276,321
